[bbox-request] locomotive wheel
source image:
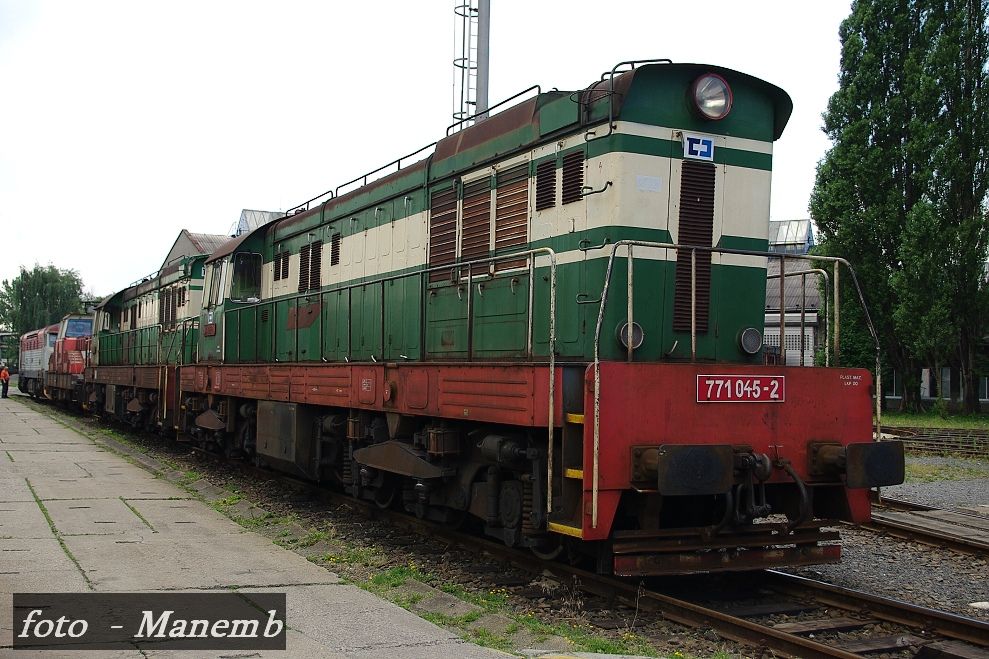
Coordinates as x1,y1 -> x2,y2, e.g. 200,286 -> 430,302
530,537 -> 564,561
373,480 -> 397,509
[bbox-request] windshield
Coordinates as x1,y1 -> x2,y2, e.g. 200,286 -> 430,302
65,318 -> 92,337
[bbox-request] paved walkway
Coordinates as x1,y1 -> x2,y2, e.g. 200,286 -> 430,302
0,396 -> 505,657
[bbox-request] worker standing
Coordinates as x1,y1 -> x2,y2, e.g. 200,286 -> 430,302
0,365 -> 9,398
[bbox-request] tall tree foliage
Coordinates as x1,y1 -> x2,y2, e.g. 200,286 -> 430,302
0,265 -> 84,337
926,0 -> 989,412
812,0 -> 989,412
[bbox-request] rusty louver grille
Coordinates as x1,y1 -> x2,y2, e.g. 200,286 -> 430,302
562,151 -> 585,204
495,164 -> 529,271
673,161 -> 716,333
535,160 -> 556,211
428,184 -> 458,281
274,251 -> 290,282
330,233 -> 341,266
298,244 -> 311,292
460,178 -> 491,265
309,240 -> 322,290
261,308 -> 270,322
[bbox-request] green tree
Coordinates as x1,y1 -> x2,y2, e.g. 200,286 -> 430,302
812,0 -> 989,412
924,0 -> 989,413
811,0 -> 929,410
0,265 -> 84,337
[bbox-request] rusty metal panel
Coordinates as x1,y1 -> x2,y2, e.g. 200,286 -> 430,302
179,366 -> 196,391
268,367 -> 290,401
437,366 -> 535,425
494,164 -> 528,271
304,367 -> 351,405
428,185 -> 458,281
357,368 -> 376,405
404,370 -> 429,409
460,178 -> 491,264
135,367 -> 159,390
195,367 -> 208,391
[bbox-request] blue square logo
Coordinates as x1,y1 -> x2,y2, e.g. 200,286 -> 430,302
682,133 -> 715,161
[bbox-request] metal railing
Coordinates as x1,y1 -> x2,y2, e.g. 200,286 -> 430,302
586,240 -> 880,528
583,59 -> 672,142
223,249 -> 559,508
93,318 -> 200,368
766,267 -> 830,367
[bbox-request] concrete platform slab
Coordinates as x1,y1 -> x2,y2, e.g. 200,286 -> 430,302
244,585 -> 504,658
25,475 -> 185,501
0,538 -> 72,571
0,398 -> 507,657
63,533 -> 340,590
123,499 -> 246,538
45,498 -> 150,536
0,500 -> 55,538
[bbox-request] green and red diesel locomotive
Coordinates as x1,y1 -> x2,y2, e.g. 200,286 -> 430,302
39,60 -> 904,575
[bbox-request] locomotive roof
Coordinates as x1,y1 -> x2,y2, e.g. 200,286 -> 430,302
204,61 -> 792,256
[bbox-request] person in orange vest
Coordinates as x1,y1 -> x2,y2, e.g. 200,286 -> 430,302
0,365 -> 9,398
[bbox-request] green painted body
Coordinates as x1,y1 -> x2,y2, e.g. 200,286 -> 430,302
93,255 -> 206,367
202,64 -> 790,367
100,63 -> 793,371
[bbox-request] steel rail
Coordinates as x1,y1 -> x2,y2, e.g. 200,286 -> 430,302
764,571 -> 989,647
46,401 -> 989,659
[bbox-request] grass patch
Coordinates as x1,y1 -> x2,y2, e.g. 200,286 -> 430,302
211,494 -> 243,508
439,583 -> 509,611
465,626 -> 514,652
294,529 -> 329,548
119,497 -> 157,532
881,410 -> 989,430
516,614 -> 658,656
905,460 -> 989,482
320,545 -> 383,568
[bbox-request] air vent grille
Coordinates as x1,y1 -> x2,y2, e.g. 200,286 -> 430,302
561,152 -> 585,204
673,161 -> 716,333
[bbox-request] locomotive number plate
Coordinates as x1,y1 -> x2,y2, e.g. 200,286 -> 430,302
696,375 -> 785,403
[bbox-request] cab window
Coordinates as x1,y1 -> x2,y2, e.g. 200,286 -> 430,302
230,253 -> 262,302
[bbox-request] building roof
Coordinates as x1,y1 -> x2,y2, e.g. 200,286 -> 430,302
231,209 -> 284,237
765,258 -> 822,311
160,229 -> 232,269
187,232 -> 231,255
768,219 -> 815,254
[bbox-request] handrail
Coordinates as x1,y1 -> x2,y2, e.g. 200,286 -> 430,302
334,142 -> 438,198
767,268 -> 831,367
446,85 -> 541,135
584,59 -> 672,142
225,248 -> 558,514
586,240 -> 881,529
285,142 -> 438,216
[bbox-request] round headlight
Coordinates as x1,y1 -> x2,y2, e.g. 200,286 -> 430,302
692,73 -> 732,120
739,327 -> 763,355
616,321 -> 644,350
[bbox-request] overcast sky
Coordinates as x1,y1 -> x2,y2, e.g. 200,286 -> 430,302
0,1 -> 851,296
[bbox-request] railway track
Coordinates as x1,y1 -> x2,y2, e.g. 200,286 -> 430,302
881,426 -> 989,458
223,456 -> 989,658
859,494 -> 989,555
30,402 -> 989,659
